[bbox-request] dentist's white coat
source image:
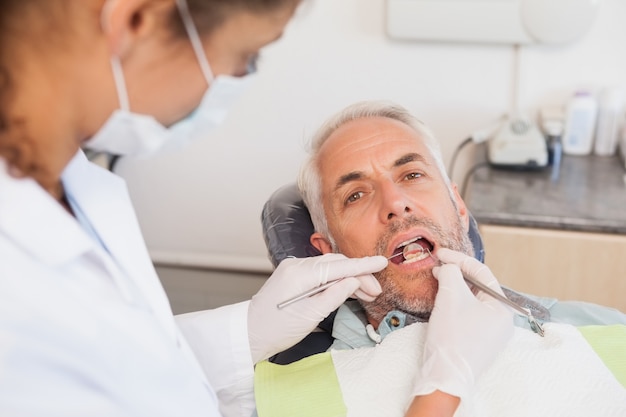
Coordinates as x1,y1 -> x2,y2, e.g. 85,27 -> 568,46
0,152 -> 255,417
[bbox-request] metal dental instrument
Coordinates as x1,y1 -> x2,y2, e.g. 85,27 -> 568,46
277,279 -> 343,309
277,245 -> 429,309
425,250 -> 545,336
389,243 -> 428,261
461,272 -> 545,337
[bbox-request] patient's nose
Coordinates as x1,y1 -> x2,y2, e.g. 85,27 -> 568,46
379,182 -> 413,222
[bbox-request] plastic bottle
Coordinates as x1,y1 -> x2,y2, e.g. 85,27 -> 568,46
620,122 -> 626,165
594,87 -> 624,156
562,91 -> 598,155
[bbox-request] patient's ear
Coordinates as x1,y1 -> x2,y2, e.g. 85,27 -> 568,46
311,232 -> 333,254
451,183 -> 470,232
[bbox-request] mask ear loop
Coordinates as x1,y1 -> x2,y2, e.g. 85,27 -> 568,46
175,0 -> 215,85
100,0 -> 131,112
110,57 -> 130,112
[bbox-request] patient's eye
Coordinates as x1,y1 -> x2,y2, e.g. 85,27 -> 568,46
405,172 -> 422,181
346,191 -> 364,205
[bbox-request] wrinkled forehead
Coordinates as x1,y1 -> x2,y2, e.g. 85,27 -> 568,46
317,117 -> 437,187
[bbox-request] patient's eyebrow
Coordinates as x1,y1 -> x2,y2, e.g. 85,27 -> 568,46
335,171 -> 364,191
394,153 -> 427,167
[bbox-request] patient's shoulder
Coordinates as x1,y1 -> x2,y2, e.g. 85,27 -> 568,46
549,300 -> 626,326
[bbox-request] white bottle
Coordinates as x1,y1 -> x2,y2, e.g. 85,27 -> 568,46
620,123 -> 626,165
594,87 -> 624,156
562,91 -> 598,155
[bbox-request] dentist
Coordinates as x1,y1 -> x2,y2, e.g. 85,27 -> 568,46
0,1 -> 387,416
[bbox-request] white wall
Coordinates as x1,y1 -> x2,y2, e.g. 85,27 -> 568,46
115,0 -> 626,273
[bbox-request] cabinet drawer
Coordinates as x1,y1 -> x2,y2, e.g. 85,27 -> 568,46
478,224 -> 626,313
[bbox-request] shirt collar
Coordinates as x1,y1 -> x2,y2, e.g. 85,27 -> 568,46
0,157 -> 94,266
331,300 -> 426,349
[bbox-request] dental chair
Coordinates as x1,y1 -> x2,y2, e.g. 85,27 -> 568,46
261,183 -> 493,364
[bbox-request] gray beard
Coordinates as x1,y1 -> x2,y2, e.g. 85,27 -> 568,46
359,214 -> 474,325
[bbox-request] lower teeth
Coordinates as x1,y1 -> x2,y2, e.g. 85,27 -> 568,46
403,251 -> 429,264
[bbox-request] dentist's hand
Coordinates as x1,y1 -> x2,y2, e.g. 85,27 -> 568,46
248,253 -> 387,364
412,248 -> 514,404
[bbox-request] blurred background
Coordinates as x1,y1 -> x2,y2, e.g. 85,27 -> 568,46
111,0 -> 626,314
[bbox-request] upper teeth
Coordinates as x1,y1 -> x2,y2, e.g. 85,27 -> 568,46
396,236 -> 422,249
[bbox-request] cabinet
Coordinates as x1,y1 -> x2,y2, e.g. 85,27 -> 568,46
465,150 -> 626,314
479,224 -> 626,312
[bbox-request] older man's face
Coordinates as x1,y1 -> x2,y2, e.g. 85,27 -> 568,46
310,117 -> 472,325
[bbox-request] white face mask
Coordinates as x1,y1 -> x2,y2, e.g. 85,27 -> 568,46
85,0 -> 254,157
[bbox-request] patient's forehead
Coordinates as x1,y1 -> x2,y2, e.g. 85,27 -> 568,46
317,117 -> 435,185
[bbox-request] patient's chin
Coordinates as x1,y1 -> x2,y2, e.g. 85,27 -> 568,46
361,292 -> 435,327
362,269 -> 437,325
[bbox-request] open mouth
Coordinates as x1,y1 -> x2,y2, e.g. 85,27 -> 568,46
389,236 -> 434,265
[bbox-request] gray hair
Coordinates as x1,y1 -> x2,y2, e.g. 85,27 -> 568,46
297,100 -> 451,243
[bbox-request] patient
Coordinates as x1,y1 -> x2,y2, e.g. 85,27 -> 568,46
290,100 -> 626,353
254,100 -> 626,417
